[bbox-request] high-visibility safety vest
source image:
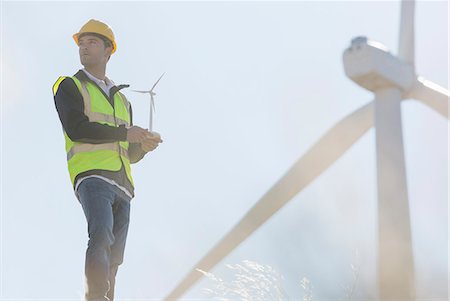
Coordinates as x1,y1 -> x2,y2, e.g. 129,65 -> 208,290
53,76 -> 134,187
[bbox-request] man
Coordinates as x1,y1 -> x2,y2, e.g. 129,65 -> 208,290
53,19 -> 162,301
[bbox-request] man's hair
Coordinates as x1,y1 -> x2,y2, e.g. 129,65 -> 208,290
79,32 -> 112,49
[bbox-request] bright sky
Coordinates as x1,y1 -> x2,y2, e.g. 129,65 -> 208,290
1,1 -> 448,300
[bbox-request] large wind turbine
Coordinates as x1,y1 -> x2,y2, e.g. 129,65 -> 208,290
165,1 -> 449,300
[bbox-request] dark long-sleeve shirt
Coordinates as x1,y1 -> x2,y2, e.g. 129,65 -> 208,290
54,70 -> 146,197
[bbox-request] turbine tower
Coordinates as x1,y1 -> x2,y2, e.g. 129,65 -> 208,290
344,1 -> 415,297
165,1 -> 449,299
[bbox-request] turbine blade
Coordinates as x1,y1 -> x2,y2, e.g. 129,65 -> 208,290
164,102 -> 374,300
131,89 -> 150,93
398,0 -> 415,65
409,77 -> 449,119
150,72 -> 166,92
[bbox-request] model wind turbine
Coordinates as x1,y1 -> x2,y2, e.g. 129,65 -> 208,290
165,1 -> 449,300
132,72 -> 165,131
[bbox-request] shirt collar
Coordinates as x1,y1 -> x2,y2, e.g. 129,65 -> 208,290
82,68 -> 114,86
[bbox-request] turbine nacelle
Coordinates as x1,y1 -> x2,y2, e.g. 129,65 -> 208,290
343,36 -> 415,93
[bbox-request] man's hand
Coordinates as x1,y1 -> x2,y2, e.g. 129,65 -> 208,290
141,131 -> 163,153
126,126 -> 153,143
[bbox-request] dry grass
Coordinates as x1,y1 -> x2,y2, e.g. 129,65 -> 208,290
197,252 -> 360,301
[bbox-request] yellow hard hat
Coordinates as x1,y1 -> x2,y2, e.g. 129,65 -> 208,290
73,19 -> 117,54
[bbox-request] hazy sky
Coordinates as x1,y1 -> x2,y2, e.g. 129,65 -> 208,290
1,1 -> 448,300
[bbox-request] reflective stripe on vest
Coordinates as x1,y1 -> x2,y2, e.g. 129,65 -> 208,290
53,75 -> 134,187
66,142 -> 130,161
77,80 -> 130,126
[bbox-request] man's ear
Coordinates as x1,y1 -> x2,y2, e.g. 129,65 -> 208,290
105,47 -> 113,61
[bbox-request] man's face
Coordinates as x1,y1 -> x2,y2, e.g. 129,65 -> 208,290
78,34 -> 112,67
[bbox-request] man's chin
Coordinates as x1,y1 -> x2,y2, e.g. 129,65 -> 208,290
80,58 -> 90,67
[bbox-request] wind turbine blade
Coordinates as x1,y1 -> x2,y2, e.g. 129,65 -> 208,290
409,77 -> 449,119
131,90 -> 150,93
150,72 -> 166,92
164,102 -> 374,301
398,0 -> 415,65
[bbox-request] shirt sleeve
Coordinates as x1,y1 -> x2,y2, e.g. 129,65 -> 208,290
54,77 -> 128,144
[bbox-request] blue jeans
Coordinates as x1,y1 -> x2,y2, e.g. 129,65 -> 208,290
76,177 -> 132,301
